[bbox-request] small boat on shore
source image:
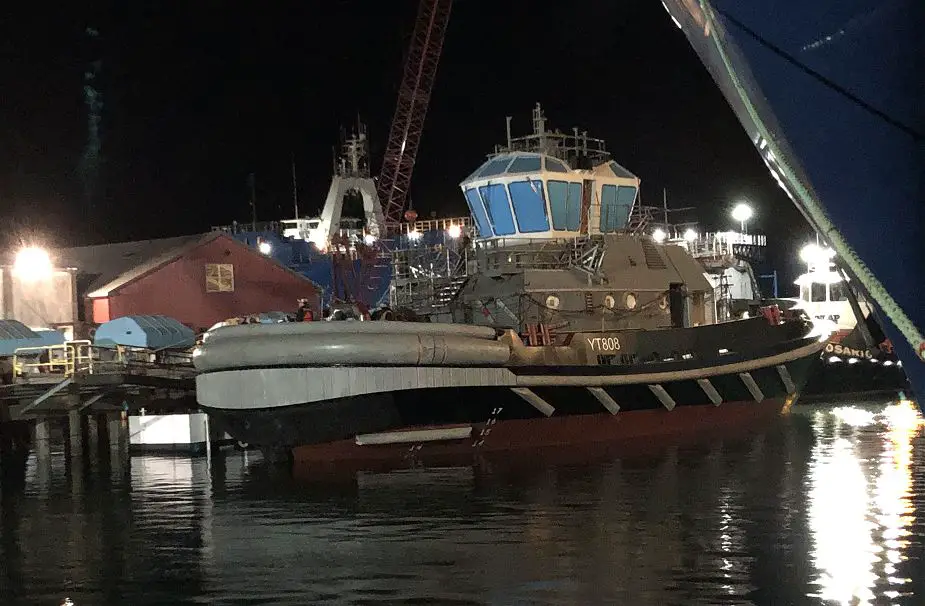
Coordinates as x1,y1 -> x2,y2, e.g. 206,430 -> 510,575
193,107 -> 826,463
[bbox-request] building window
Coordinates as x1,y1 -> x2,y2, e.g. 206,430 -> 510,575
205,263 -> 234,292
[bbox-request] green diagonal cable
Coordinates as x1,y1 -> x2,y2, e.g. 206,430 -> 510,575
695,0 -> 925,361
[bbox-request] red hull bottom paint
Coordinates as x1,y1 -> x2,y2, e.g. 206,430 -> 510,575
292,398 -> 788,465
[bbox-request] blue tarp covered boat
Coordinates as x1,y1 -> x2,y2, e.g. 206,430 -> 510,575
94,315 -> 196,350
0,320 -> 65,356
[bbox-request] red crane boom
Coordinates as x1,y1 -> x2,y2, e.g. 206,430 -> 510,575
376,0 -> 453,229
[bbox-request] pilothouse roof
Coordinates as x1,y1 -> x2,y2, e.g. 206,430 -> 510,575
461,153 -> 572,184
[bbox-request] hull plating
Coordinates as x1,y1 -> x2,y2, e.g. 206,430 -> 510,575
290,397 -> 787,464
202,346 -> 818,460
801,356 -> 908,400
661,1 -> 925,402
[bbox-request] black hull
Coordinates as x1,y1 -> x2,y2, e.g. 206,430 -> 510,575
203,349 -> 819,460
801,356 -> 909,400
801,320 -> 910,399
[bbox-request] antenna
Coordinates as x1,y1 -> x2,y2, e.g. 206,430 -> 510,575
663,188 -> 669,227
505,116 -> 512,149
248,173 -> 257,231
291,154 -> 299,220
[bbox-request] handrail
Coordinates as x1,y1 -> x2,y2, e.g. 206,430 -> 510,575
399,217 -> 471,234
12,341 -> 195,379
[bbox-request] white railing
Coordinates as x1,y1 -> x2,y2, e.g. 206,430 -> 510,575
398,216 -> 471,235
683,231 -> 766,258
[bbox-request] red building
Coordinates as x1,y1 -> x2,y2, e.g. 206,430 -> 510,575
55,232 -> 320,331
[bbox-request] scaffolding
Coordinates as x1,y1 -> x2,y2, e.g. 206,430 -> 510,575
389,218 -> 472,314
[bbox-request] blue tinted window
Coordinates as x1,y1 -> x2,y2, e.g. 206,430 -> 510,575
508,180 -> 550,233
547,180 -> 582,231
609,161 -> 635,178
464,188 -> 493,237
478,184 -> 516,236
600,185 -> 636,231
544,157 -> 569,172
616,185 -> 637,226
506,156 -> 542,173
476,156 -> 513,178
600,185 -> 619,232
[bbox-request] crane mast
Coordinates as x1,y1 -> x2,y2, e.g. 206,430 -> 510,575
376,0 -> 453,229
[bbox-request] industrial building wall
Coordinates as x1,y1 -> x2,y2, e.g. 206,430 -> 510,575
97,237 -> 320,331
0,267 -> 78,330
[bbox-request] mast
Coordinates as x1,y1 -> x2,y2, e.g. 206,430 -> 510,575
663,188 -> 669,228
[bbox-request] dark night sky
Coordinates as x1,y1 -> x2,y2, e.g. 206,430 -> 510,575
0,0 -> 814,289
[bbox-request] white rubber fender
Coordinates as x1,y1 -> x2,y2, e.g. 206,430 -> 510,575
193,329 -> 511,372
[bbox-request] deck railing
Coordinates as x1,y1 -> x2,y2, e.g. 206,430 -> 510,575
13,341 -> 195,379
398,216 -> 471,235
683,231 -> 767,258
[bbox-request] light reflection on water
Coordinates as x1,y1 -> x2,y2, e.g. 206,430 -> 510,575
807,400 -> 923,605
0,399 -> 922,605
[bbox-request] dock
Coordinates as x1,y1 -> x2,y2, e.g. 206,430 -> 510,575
0,341 -> 199,462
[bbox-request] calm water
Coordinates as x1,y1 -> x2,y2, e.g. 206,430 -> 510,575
1,399 -> 924,605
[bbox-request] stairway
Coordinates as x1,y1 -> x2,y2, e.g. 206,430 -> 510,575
640,238 -> 667,269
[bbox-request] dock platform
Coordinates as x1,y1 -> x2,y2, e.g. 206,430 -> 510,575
0,341 -> 199,462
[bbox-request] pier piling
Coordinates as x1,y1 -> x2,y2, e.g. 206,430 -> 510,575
107,413 -> 129,462
67,408 -> 83,459
33,419 -> 52,459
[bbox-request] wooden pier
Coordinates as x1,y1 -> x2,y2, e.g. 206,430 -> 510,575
0,341 -> 198,462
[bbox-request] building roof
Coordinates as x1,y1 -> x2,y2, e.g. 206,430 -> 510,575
54,232 -> 320,299
54,233 -> 215,298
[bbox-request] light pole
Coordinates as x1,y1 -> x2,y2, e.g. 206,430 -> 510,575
731,203 -> 753,234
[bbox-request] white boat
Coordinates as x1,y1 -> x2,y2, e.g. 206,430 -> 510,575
780,244 -> 907,398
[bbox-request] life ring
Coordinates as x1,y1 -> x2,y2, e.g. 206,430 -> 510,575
919,341 -> 925,361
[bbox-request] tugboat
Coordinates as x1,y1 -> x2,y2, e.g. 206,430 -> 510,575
783,243 -> 907,398
674,229 -> 907,399
193,106 -> 827,463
